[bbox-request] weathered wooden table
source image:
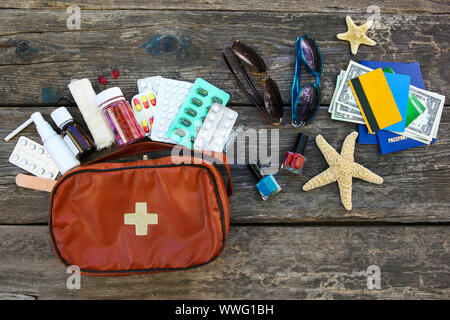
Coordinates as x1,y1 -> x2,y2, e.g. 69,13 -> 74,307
0,1 -> 448,299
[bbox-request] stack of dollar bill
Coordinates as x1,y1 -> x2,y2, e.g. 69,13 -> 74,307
329,60 -> 445,144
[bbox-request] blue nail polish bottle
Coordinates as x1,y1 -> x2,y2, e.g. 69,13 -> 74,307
248,163 -> 281,201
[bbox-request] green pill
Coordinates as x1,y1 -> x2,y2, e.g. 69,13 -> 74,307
179,118 -> 192,127
211,96 -> 223,104
197,87 -> 208,97
175,128 -> 186,137
191,97 -> 203,106
185,108 -> 197,117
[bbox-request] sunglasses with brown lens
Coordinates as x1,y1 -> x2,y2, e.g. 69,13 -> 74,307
222,41 -> 283,125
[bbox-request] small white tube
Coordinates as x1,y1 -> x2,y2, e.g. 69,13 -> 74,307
4,118 -> 33,141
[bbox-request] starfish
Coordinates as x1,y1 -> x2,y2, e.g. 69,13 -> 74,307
337,15 -> 377,55
302,131 -> 383,211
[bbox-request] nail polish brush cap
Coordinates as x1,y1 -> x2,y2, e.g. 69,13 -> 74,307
247,163 -> 263,181
293,133 -> 308,154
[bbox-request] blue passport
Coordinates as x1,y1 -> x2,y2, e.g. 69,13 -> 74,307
358,120 -> 378,144
377,131 -> 435,154
358,61 -> 433,153
359,61 -> 424,89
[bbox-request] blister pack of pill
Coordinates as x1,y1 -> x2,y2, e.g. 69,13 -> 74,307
9,136 -> 59,180
150,78 -> 193,144
166,78 -> 230,149
131,90 -> 158,136
193,103 -> 238,152
137,76 -> 162,94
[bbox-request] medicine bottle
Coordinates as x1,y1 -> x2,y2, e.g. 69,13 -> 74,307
51,107 -> 94,159
30,112 -> 80,175
95,87 -> 145,147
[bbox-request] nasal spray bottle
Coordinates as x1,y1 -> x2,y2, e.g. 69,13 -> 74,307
31,112 -> 80,174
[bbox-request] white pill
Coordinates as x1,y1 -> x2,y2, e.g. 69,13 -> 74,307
12,154 -> 19,162
21,139 -> 27,146
38,168 -> 45,175
29,144 -> 36,150
21,159 -> 28,165
38,148 -> 44,154
29,163 -> 36,170
46,172 -> 53,179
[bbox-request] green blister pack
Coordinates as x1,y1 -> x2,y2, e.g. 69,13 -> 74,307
166,78 -> 230,148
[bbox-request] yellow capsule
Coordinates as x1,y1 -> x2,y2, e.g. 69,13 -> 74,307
133,98 -> 142,111
148,93 -> 157,106
142,95 -> 149,108
142,120 -> 149,133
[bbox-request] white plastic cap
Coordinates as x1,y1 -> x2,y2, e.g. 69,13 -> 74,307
95,87 -> 124,108
50,107 -> 73,129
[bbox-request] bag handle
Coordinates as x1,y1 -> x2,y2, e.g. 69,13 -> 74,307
86,141 -> 233,196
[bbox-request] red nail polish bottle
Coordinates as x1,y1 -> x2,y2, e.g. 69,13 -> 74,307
281,133 -> 308,174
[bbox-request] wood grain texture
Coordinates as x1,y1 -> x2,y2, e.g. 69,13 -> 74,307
0,10 -> 448,105
0,225 -> 448,299
0,106 -> 448,224
0,0 -> 448,13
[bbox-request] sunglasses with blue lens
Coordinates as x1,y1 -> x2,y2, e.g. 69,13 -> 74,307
291,35 -> 324,127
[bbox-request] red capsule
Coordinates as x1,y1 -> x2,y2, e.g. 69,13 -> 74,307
148,93 -> 156,106
142,120 -> 149,133
142,95 -> 149,109
149,117 -> 154,126
112,68 -> 119,79
98,76 -> 107,84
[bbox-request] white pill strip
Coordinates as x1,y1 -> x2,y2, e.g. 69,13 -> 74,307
137,76 -> 162,94
150,78 -> 193,144
9,136 -> 59,180
194,103 -> 238,152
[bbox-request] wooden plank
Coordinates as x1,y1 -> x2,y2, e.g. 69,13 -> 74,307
0,10 -> 448,105
0,0 -> 448,14
0,106 -> 448,224
0,225 -> 448,299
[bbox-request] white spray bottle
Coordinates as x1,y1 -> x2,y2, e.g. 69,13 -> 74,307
31,112 -> 80,174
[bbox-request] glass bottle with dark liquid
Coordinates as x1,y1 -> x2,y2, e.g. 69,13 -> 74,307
51,107 -> 94,159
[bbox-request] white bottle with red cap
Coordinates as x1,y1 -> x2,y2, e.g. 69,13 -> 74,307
30,112 -> 80,175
